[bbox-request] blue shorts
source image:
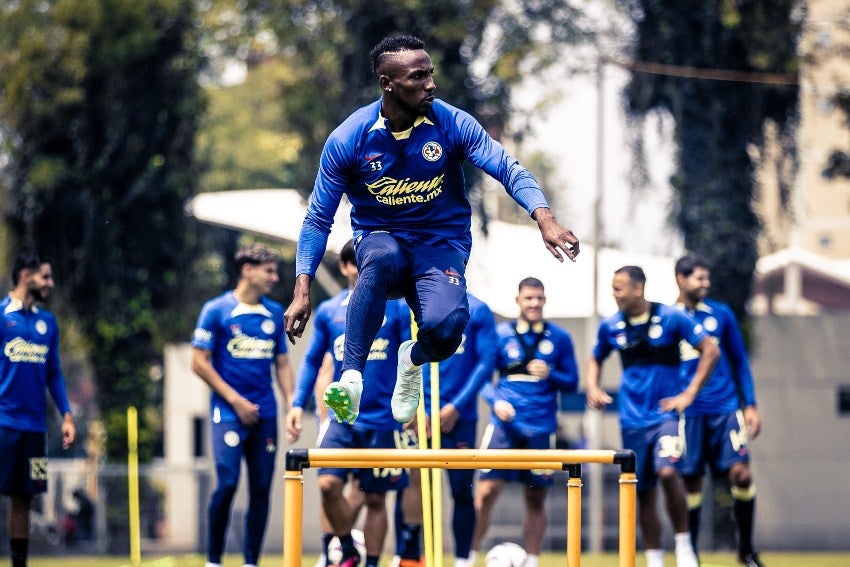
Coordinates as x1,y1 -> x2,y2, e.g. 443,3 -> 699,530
356,232 -> 469,340
477,421 -> 555,487
0,426 -> 47,496
211,417 -> 278,491
317,419 -> 409,493
621,418 -> 684,493
680,411 -> 750,477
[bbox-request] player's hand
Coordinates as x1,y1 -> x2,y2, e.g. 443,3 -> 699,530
526,359 -> 550,379
659,390 -> 695,414
233,396 -> 260,426
284,275 -> 313,344
743,405 -> 761,439
61,414 -> 76,450
585,385 -> 612,410
439,403 -> 459,433
493,400 -> 515,422
285,407 -> 303,443
533,207 -> 580,262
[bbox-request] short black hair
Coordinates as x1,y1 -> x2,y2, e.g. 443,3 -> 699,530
370,35 -> 426,76
12,252 -> 42,286
675,253 -> 711,277
518,277 -> 544,292
615,265 -> 646,286
234,245 -> 279,272
340,239 -> 356,266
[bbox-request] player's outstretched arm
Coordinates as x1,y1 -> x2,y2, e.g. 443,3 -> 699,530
285,274 -> 313,344
532,207 -> 580,262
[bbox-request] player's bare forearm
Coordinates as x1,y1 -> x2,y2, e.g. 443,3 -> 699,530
532,207 -> 580,262
285,274 -> 313,344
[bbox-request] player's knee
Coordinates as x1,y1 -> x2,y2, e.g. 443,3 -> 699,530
418,309 -> 469,361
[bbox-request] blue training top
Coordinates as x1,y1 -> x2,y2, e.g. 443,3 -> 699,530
676,298 -> 757,415
291,290 -> 411,430
191,291 -> 288,423
0,296 -> 71,432
296,98 -> 550,277
481,318 -> 579,436
422,293 -> 497,421
593,303 -> 707,430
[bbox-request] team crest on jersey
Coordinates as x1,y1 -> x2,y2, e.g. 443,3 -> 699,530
648,325 -> 663,339
538,339 -> 554,355
506,341 -> 521,359
703,316 -> 718,332
261,319 -> 275,335
422,141 -> 443,162
35,320 -> 48,335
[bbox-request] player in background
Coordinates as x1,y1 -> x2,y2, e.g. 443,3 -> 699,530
0,253 -> 75,567
471,278 -> 578,567
394,292 -> 497,567
284,34 -> 579,429
674,253 -> 765,567
287,239 -> 412,567
585,265 -> 719,567
191,245 -> 294,567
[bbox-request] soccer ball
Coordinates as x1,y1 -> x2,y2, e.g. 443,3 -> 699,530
484,542 -> 527,567
327,528 -> 367,566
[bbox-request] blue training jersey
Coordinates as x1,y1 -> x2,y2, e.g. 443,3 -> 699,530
291,290 -> 411,430
0,296 -> 71,432
422,293 -> 497,421
191,291 -> 288,423
296,98 -> 550,277
593,303 -> 707,430
481,319 -> 578,435
676,298 -> 757,415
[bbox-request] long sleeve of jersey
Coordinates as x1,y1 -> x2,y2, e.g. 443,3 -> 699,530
455,108 -> 549,216
295,134 -> 351,277
292,307 -> 333,408
46,321 -> 71,416
450,305 -> 497,409
721,306 -> 757,407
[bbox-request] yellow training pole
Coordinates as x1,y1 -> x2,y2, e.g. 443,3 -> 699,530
127,406 -> 141,567
429,362 -> 443,567
283,466 -> 304,567
417,394 -> 434,567
619,472 -> 637,567
566,466 -> 582,567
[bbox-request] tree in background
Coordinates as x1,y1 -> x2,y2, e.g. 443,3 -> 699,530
622,0 -> 801,321
0,0 -> 216,460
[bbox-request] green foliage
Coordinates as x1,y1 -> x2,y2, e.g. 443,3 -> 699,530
622,0 -> 801,320
0,0 -> 215,460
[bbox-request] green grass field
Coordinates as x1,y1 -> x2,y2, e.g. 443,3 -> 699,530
25,552 -> 850,567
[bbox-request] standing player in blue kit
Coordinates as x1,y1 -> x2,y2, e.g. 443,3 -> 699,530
674,254 -> 765,567
471,278 -> 578,567
284,34 -> 580,427
191,245 -> 294,567
0,253 -> 75,567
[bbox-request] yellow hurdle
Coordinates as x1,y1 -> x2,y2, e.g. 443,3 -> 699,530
282,448 -> 637,567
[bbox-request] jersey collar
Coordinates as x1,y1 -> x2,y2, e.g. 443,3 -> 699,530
3,295 -> 39,314
515,320 -> 545,334
368,112 -> 435,138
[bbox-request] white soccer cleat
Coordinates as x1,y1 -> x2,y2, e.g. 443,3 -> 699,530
392,340 -> 422,423
324,373 -> 362,424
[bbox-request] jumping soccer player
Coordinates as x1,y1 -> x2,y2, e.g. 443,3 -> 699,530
284,34 -> 579,428
674,253 -> 765,567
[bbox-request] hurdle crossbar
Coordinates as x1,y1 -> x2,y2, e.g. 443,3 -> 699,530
283,448 -> 636,567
